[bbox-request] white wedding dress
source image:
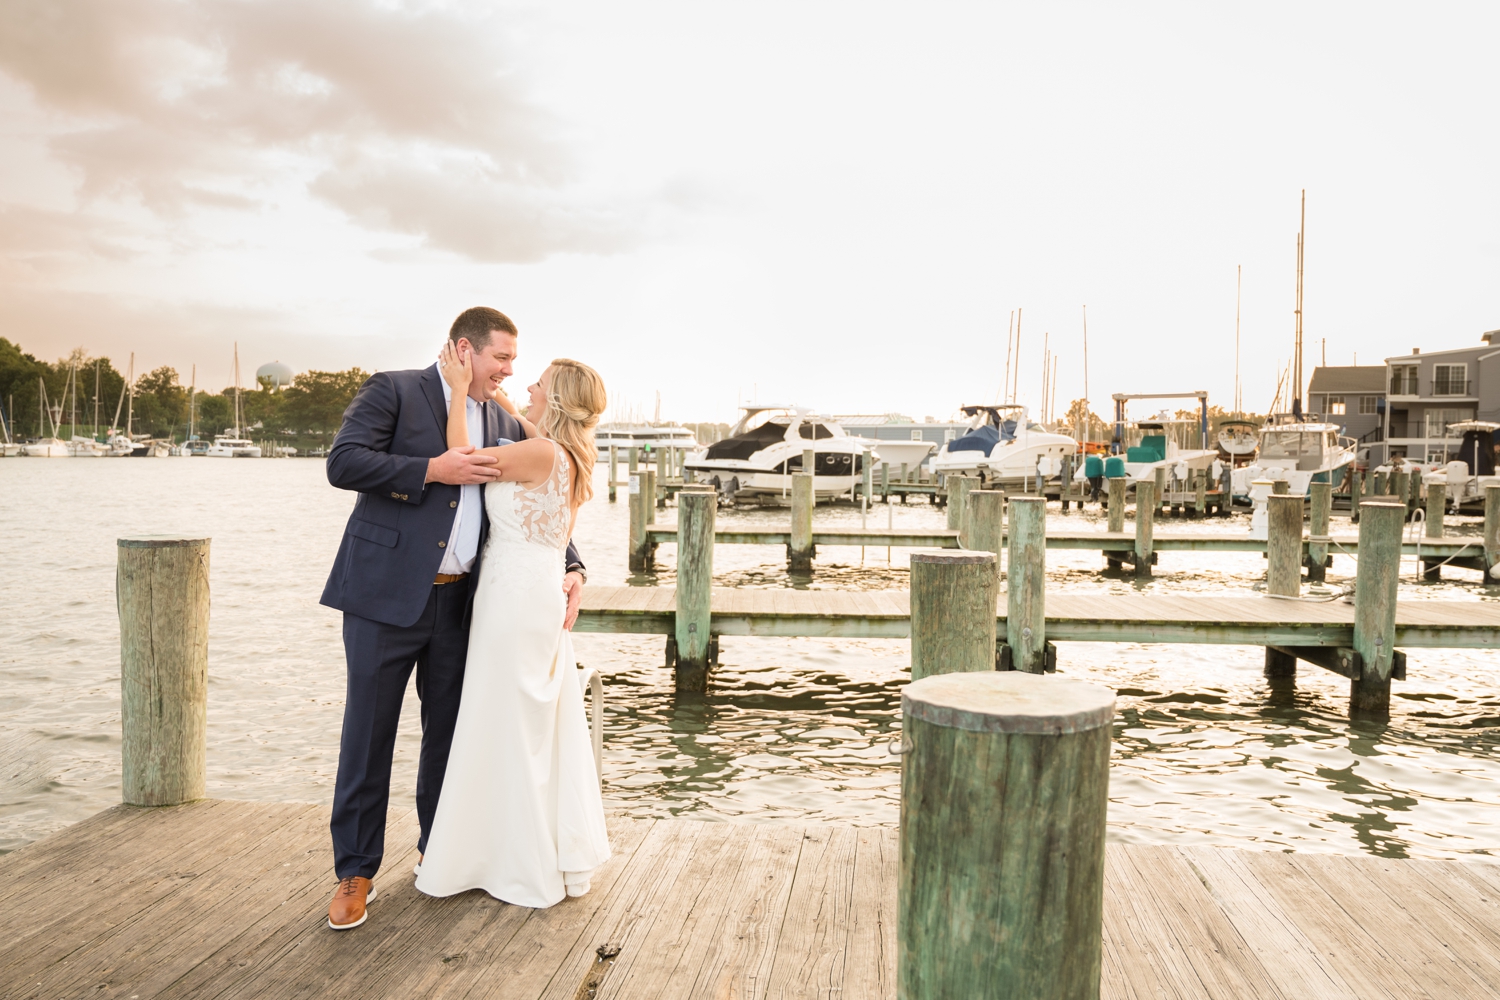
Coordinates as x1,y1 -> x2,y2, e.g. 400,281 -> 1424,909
415,442 -> 610,907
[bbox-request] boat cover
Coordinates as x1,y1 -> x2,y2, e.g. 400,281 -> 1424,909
1126,435 -> 1166,463
703,422 -> 788,461
1459,429 -> 1497,476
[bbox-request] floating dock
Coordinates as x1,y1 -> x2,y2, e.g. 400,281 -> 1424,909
5,800 -> 1499,999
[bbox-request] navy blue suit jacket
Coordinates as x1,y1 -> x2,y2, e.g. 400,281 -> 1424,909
321,364 -> 584,628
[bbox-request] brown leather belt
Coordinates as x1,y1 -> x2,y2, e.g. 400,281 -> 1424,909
433,572 -> 469,585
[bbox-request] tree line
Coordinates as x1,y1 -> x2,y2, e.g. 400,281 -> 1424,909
0,338 -> 369,445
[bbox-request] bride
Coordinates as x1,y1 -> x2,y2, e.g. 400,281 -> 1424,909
415,345 -> 611,907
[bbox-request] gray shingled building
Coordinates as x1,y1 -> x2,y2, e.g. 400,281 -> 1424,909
1308,366 -> 1387,465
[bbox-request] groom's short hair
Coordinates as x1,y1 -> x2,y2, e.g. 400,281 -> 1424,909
449,307 -> 518,349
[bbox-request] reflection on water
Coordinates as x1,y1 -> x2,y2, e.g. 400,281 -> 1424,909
2,460 -> 1498,860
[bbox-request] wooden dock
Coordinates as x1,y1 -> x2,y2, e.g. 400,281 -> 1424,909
6,799 -> 1500,999
641,524 -> 1488,559
579,585 -> 1500,649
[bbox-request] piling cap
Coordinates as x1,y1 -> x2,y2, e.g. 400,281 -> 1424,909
904,672 -> 1115,735
118,535 -> 210,548
910,550 -> 994,566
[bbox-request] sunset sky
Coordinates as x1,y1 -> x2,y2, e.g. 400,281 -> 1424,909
1,1 -> 1496,424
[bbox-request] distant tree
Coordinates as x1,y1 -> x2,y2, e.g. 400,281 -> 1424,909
131,367 -> 189,439
282,368 -> 371,438
1061,398 -> 1110,441
241,376 -> 285,434
194,392 -> 232,437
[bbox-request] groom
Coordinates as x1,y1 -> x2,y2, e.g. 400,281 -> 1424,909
319,306 -> 586,930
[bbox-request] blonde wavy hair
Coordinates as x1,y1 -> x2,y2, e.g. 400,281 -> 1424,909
538,358 -> 607,507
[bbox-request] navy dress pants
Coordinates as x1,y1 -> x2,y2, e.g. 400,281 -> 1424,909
331,581 -> 470,879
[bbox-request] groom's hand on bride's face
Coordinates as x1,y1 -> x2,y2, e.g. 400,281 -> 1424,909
425,446 -> 501,485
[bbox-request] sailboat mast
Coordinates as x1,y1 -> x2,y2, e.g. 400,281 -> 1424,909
94,361 -> 101,437
1293,190 -> 1305,417
1011,309 -> 1022,405
1001,310 -> 1014,405
1082,305 -> 1090,446
189,364 -> 196,441
234,343 -> 242,437
126,353 -> 135,438
1234,265 -> 1242,419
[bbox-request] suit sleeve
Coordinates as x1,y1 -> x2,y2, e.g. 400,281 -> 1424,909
565,538 -> 585,576
326,373 -> 429,504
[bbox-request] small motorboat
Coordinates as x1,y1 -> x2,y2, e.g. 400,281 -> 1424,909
1421,421 -> 1500,509
206,435 -> 263,458
1216,419 -> 1259,465
1115,411 -> 1219,483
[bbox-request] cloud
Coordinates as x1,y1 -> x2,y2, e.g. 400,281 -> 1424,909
0,0 -> 632,261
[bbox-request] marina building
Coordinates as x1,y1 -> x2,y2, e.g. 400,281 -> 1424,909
1380,329 -> 1500,464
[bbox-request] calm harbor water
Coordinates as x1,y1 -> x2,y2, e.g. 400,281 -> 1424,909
2,459 -> 1498,861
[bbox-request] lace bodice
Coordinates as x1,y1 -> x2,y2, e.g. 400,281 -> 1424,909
484,441 -> 573,551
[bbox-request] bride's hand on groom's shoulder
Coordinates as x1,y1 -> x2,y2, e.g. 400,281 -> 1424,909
438,341 -> 472,392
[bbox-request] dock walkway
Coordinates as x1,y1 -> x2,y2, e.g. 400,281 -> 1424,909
641,523 -> 1487,559
5,800 -> 1499,999
578,585 -> 1500,648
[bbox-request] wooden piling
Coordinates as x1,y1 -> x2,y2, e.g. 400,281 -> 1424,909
1425,482 -> 1445,539
1060,453 -> 1074,510
1194,468 -> 1207,516
881,462 -> 890,503
1409,467 -> 1422,514
1153,466 -> 1167,516
947,475 -> 978,532
899,671 -> 1114,1000
627,474 -> 654,571
1486,485 -> 1500,583
1392,469 -> 1409,509
1219,464 -> 1234,516
1133,480 -> 1155,578
789,472 -> 814,571
1266,494 -> 1303,598
674,490 -> 715,692
1372,470 -> 1387,498
644,468 -> 658,522
1350,501 -> 1405,718
1006,496 -> 1048,672
963,488 -> 1006,584
1272,479 -> 1290,495
118,535 -> 210,806
909,551 -> 998,681
1307,481 -> 1331,584
1106,476 -> 1126,534
608,445 -> 618,502
1349,469 -> 1362,523
861,450 -> 873,502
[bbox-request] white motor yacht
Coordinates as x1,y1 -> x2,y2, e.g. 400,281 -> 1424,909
1229,415 -> 1356,499
1216,419 -> 1259,464
929,406 -> 1013,476
596,424 -> 699,457
975,410 -> 1078,485
206,435 -> 263,458
682,405 -> 866,500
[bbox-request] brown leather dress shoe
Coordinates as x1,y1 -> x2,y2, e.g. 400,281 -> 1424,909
328,876 -> 376,930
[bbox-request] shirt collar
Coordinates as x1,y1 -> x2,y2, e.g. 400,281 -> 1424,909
436,364 -> 478,409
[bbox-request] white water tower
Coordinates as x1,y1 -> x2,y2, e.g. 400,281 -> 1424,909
256,361 -> 294,389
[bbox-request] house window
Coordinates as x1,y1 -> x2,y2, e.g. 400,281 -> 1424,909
1327,395 -> 1346,415
1423,408 -> 1474,439
1433,364 -> 1468,396
910,430 -> 923,440
1359,395 -> 1378,414
1390,365 -> 1418,394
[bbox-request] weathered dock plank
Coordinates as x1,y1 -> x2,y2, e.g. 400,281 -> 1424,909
576,585 -> 1500,649
642,523 -> 1488,558
5,801 -> 1500,999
